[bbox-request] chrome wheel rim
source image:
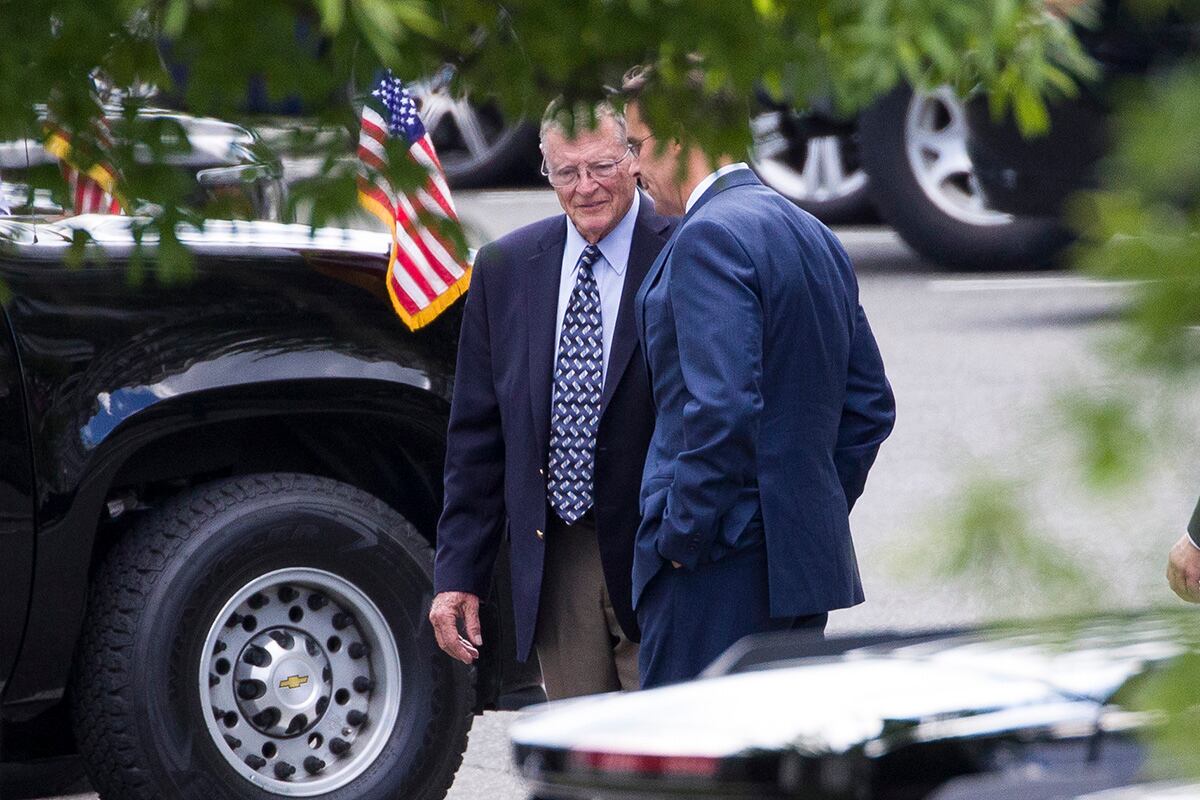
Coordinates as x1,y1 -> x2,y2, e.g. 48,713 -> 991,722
751,110 -> 868,203
410,79 -> 514,168
199,568 -> 401,796
904,87 -> 1011,227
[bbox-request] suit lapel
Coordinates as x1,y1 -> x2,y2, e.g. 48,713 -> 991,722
635,223 -> 683,380
600,206 -> 672,413
526,219 -> 567,460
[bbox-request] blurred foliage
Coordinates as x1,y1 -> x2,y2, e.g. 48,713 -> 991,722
898,470 -> 1097,609
1057,389 -> 1154,491
1063,12 -> 1200,778
1123,645 -> 1200,780
0,0 -> 1094,280
1072,62 -> 1200,372
923,0 -> 1200,780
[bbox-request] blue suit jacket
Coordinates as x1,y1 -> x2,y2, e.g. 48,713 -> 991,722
435,197 -> 674,661
632,170 -> 895,616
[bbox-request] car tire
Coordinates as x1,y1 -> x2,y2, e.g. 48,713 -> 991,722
72,473 -> 473,800
857,85 -> 1070,270
751,110 -> 874,224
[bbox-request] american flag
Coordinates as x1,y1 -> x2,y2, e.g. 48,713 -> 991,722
357,73 -> 471,331
44,117 -> 125,216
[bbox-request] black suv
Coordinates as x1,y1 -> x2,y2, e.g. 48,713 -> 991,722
0,215 -> 516,800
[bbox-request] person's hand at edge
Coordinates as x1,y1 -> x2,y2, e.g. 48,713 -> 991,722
429,591 -> 482,663
1166,534 -> 1200,603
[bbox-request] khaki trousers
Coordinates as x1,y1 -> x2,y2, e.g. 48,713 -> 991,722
534,512 -> 639,699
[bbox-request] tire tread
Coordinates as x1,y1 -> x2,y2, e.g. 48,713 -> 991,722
72,473 -> 473,800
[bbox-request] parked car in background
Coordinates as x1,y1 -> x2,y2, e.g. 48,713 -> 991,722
0,109 -> 285,220
752,84 -> 1069,270
966,0 -> 1195,232
512,612 -> 1194,800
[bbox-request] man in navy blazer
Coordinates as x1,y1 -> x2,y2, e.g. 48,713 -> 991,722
623,75 -> 896,688
430,104 -> 675,698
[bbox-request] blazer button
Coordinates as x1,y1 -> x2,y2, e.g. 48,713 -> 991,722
539,468 -> 545,476
536,529 -> 544,541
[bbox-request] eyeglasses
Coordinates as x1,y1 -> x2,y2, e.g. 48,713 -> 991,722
628,134 -> 653,158
541,144 -> 635,188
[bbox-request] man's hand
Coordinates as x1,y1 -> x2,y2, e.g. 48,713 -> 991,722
429,591 -> 482,664
1167,535 -> 1200,603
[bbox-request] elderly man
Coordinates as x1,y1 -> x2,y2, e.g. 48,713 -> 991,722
622,70 -> 896,688
429,103 -> 674,698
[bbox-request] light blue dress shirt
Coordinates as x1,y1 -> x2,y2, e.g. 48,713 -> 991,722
554,190 -> 641,385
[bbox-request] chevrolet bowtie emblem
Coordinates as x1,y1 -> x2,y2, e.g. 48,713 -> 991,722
279,675 -> 309,690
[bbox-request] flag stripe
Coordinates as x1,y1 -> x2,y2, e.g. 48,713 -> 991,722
385,257 -> 423,315
357,145 -> 387,173
360,116 -> 389,146
410,142 -> 458,214
356,177 -> 396,221
392,224 -> 450,295
415,178 -> 457,220
407,193 -> 468,276
361,105 -> 389,137
390,239 -> 441,301
416,137 -> 446,174
358,130 -> 388,163
391,267 -> 472,329
394,194 -> 457,285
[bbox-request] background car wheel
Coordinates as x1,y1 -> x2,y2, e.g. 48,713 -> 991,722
858,85 -> 1070,270
751,109 -> 874,224
72,473 -> 473,800
411,81 -> 539,188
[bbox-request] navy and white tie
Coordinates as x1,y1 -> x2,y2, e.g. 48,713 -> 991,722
548,245 -> 604,524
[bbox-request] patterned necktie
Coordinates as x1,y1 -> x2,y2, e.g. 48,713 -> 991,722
548,244 -> 604,524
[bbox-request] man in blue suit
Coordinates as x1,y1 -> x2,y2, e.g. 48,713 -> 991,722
430,104 -> 675,698
623,72 -> 896,688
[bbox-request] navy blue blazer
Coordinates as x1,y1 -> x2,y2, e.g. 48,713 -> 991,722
435,197 -> 675,661
632,169 -> 895,617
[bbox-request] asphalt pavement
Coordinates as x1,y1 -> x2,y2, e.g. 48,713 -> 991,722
37,189 -> 1200,800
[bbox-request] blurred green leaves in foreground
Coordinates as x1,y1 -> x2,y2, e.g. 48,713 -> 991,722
919,1 -> 1200,780
898,470 -> 1096,606
0,0 -> 1091,281
1073,61 -> 1200,373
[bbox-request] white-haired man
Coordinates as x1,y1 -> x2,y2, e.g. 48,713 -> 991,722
429,104 -> 675,697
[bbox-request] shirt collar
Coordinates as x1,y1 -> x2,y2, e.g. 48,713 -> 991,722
563,190 -> 641,276
685,162 -> 751,214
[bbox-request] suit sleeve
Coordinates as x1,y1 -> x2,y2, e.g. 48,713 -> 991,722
434,247 -> 506,597
1189,496 -> 1200,548
656,219 -> 763,570
835,304 -> 895,510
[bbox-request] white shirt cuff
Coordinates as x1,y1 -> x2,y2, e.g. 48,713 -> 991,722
1187,534 -> 1200,552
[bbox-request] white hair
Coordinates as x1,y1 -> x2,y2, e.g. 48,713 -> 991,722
538,101 -> 627,153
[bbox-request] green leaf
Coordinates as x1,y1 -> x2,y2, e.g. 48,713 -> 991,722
1012,80 -> 1050,135
163,0 -> 191,36
316,0 -> 346,33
